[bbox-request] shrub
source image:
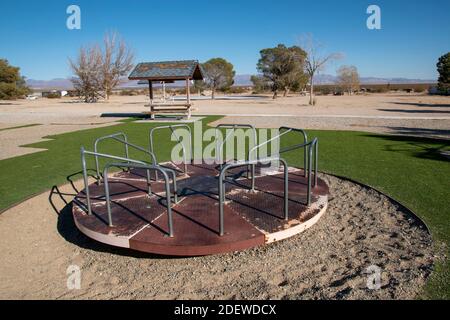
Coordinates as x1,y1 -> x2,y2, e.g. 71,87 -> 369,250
0,82 -> 30,100
224,86 -> 249,94
45,92 -> 61,99
120,89 -> 138,96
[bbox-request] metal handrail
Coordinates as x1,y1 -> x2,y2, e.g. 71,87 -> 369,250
215,124 -> 257,185
94,132 -> 129,180
94,133 -> 158,182
248,129 -> 291,162
274,137 -> 319,201
279,127 -> 308,177
306,138 -> 319,205
214,124 -> 257,167
80,147 -> 178,217
103,162 -> 175,237
248,127 -> 308,163
248,126 -> 316,185
149,124 -> 193,175
218,157 -> 289,236
217,136 -> 318,236
247,128 -> 290,190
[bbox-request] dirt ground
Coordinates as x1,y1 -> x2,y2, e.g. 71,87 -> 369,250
0,93 -> 449,160
0,174 -> 434,300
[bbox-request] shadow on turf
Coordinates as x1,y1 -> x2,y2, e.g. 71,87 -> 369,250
362,133 -> 450,162
100,112 -> 148,118
47,172 -> 179,259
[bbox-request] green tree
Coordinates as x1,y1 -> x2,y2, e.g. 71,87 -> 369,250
202,58 -> 235,99
0,59 -> 31,100
256,44 -> 307,99
437,52 -> 450,95
250,75 -> 271,93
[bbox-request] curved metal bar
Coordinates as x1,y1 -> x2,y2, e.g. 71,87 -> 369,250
111,136 -> 158,182
81,148 -> 177,217
103,162 -> 174,237
314,139 -> 319,187
94,133 -> 157,183
218,157 -> 289,236
216,128 -> 235,166
215,124 -> 257,189
248,128 -> 292,162
80,146 -> 92,215
149,124 -> 193,176
248,129 -> 292,190
111,136 -> 157,165
306,138 -> 319,206
94,133 -> 129,180
157,166 -> 178,204
81,148 -> 148,216
279,127 -> 308,177
214,124 -> 257,165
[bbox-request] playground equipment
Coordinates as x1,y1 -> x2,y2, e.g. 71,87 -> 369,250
72,124 -> 329,256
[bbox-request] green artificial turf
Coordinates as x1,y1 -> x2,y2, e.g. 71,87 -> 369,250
0,116 -> 448,299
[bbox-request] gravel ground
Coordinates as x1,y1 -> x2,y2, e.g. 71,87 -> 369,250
0,174 -> 434,299
210,117 -> 450,140
0,122 -> 118,160
1,93 -> 449,159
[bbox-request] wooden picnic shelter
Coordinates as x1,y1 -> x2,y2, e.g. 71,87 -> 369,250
128,60 -> 204,119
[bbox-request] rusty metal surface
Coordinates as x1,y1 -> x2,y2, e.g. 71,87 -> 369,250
129,194 -> 265,256
73,194 -> 167,237
72,160 -> 329,255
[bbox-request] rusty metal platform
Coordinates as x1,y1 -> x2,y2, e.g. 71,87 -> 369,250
72,161 -> 329,256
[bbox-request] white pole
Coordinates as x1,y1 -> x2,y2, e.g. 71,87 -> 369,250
162,81 -> 166,103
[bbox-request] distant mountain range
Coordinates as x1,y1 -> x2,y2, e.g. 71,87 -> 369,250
27,74 -> 436,90
233,74 -> 437,86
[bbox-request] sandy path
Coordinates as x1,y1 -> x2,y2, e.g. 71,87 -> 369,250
0,122 -> 119,160
0,174 -> 433,300
1,92 -> 448,159
193,93 -> 450,118
1,93 -> 449,122
210,116 -> 450,139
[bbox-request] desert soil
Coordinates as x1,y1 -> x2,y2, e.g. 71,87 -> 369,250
0,174 -> 434,300
0,93 -> 449,160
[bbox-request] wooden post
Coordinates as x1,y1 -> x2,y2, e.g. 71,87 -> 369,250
148,80 -> 154,120
186,78 -> 191,119
186,78 -> 190,104
148,80 -> 154,102
162,81 -> 166,102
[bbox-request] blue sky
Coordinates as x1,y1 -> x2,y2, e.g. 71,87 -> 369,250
0,0 -> 449,80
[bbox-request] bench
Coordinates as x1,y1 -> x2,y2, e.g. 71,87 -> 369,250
144,103 -> 192,119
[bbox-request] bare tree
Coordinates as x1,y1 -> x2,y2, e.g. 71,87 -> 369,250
101,32 -> 134,100
69,45 -> 103,103
337,65 -> 360,95
298,34 -> 343,105
69,32 -> 134,102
